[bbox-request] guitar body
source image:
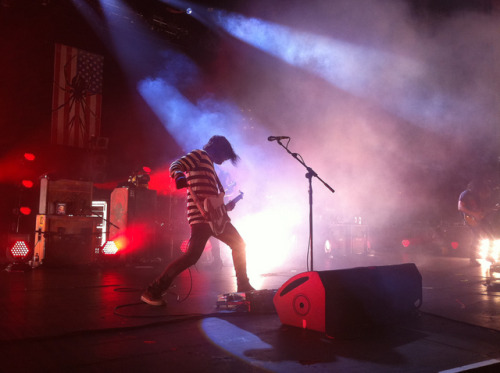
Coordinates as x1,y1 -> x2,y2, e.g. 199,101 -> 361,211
463,214 -> 480,227
203,191 -> 244,235
204,194 -> 230,236
463,204 -> 499,228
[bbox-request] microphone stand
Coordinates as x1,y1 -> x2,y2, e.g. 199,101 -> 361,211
273,139 -> 335,271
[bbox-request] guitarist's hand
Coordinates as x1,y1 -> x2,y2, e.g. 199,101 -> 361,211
174,172 -> 188,189
226,201 -> 236,211
472,210 -> 485,221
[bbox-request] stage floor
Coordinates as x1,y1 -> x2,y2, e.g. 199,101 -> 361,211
1,248 -> 500,372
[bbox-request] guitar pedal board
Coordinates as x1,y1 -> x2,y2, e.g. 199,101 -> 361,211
216,289 -> 277,313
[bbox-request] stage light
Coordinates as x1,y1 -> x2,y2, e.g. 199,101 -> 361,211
97,240 -> 122,267
10,240 -> 30,259
451,241 -> 459,250
479,239 -> 500,263
21,179 -> 34,188
491,264 -> 500,278
186,8 -> 192,15
6,240 -> 32,272
102,241 -> 119,255
92,200 -> 108,248
402,239 -> 410,248
23,152 -> 36,161
19,206 -> 32,215
128,167 -> 151,188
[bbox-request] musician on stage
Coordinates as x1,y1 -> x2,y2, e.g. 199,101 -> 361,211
141,135 -> 254,306
458,178 -> 495,266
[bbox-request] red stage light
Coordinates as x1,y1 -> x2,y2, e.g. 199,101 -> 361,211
19,206 -> 32,215
451,241 -> 459,250
10,241 -> 30,259
111,235 -> 129,252
102,241 -> 119,255
402,239 -> 410,248
21,179 -> 34,188
24,152 -> 36,161
142,166 -> 151,173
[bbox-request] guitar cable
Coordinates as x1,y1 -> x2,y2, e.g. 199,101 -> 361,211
112,267 -> 195,319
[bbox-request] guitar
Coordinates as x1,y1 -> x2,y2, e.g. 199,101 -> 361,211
204,191 -> 244,235
463,213 -> 482,227
463,204 -> 499,227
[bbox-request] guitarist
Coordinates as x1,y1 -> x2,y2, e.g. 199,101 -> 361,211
141,136 -> 255,306
458,178 -> 494,266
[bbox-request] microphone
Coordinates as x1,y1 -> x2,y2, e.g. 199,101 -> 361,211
268,136 -> 290,141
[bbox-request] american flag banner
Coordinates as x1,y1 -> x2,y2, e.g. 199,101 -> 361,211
51,44 -> 104,148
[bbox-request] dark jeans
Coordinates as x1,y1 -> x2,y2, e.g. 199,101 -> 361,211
209,237 -> 222,262
155,222 -> 249,290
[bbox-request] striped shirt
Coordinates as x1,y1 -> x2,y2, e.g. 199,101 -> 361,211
169,149 -> 221,225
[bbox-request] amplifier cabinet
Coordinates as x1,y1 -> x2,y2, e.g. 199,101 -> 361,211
39,178 -> 93,216
109,187 -> 157,238
34,214 -> 101,266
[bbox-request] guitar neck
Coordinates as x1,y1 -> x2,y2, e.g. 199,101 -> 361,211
227,192 -> 244,206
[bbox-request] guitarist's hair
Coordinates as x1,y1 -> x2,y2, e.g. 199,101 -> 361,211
204,135 -> 240,165
467,178 -> 491,193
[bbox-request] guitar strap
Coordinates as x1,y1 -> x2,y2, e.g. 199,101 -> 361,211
213,170 -> 225,196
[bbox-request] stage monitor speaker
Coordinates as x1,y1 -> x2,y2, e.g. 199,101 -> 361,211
273,263 -> 422,338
